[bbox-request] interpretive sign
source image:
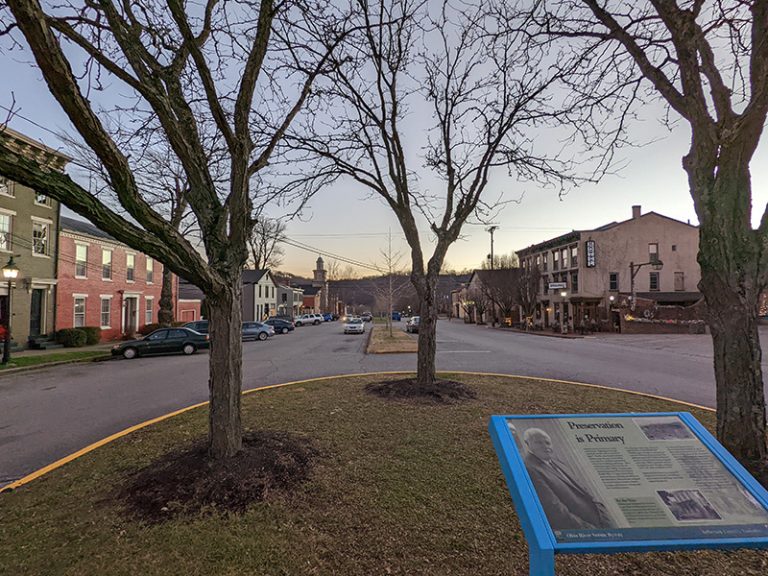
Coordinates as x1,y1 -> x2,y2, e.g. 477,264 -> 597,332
547,282 -> 567,290
489,413 -> 768,575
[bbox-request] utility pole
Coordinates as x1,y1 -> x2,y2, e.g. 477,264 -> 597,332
486,226 -> 499,270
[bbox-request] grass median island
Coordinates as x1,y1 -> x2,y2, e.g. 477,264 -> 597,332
366,322 -> 418,353
0,349 -> 109,370
1,374 -> 766,575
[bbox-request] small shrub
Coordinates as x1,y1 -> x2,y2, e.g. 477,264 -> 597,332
56,328 -> 87,348
138,323 -> 162,336
80,326 -> 102,345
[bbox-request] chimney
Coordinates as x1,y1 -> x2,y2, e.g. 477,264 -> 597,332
632,205 -> 641,219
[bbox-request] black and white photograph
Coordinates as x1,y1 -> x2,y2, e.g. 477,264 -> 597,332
657,489 -> 722,522
635,417 -> 694,441
511,420 -> 617,531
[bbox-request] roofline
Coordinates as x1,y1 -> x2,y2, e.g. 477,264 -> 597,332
0,125 -> 73,162
516,211 -> 698,256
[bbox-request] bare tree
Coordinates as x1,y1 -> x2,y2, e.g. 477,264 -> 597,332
528,0 -> 768,477
372,231 -> 410,336
247,218 -> 286,270
0,0 -> 349,458
517,264 -> 540,331
467,287 -> 489,325
479,268 -> 522,327
289,0 -> 599,386
480,253 -> 519,270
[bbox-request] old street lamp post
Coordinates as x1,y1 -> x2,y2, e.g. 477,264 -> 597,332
560,290 -> 568,334
2,256 -> 19,364
629,260 -> 663,311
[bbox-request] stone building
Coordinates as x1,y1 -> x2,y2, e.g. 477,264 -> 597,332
0,127 -> 67,348
515,205 -> 701,331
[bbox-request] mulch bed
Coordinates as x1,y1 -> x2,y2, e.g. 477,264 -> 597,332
117,430 -> 319,523
364,378 -> 477,404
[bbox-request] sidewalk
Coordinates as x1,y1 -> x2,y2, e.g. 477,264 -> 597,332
10,342 -> 115,358
0,343 -> 114,375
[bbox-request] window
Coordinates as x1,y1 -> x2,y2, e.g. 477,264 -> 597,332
561,248 -> 568,269
145,297 -> 154,325
35,192 -> 51,206
126,254 -> 135,282
570,245 -> 578,268
541,275 -> 548,294
146,257 -> 154,283
535,255 -> 540,268
102,250 -> 112,280
672,244 -> 677,252
148,330 -> 167,341
650,271 -> 660,291
675,271 -> 685,291
169,329 -> 188,339
609,272 -> 619,291
571,271 -> 579,293
553,250 -> 559,271
75,244 -> 88,277
259,285 -> 262,298
0,213 -> 11,252
649,243 -> 659,263
0,177 -> 14,197
100,298 -> 111,328
542,252 -> 548,271
74,297 -> 86,327
32,220 -> 50,256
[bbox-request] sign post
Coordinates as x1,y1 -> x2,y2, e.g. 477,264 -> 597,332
489,413 -> 768,575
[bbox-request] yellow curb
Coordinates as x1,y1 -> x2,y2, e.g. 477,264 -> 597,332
0,371 -> 713,493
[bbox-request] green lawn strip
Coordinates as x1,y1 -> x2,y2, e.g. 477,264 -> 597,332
0,349 -> 109,370
1,374 -> 765,575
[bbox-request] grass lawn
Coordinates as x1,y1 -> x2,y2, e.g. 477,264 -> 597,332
2,374 -> 767,575
0,349 -> 109,370
366,323 -> 418,353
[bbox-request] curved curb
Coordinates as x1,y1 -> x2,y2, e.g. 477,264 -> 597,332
0,371 -> 713,494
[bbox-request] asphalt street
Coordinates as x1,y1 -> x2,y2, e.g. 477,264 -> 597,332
2,320 -> 765,488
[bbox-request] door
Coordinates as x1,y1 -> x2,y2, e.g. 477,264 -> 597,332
124,297 -> 138,334
29,288 -> 44,338
143,329 -> 168,354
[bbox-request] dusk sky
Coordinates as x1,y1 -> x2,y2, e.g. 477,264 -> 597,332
3,42 -> 768,279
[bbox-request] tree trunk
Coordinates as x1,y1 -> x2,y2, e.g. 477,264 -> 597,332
158,267 -> 174,326
416,278 -> 438,385
698,227 -> 767,474
206,277 -> 244,458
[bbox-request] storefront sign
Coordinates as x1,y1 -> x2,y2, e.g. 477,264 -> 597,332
586,240 -> 596,267
489,413 -> 768,575
548,282 -> 567,290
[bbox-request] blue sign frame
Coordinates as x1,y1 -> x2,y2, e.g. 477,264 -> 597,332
489,412 -> 768,576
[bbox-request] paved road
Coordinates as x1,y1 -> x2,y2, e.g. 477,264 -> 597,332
3,320 -> 766,487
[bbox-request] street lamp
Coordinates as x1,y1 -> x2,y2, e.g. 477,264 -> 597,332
2,256 -> 19,364
629,260 -> 663,311
560,290 -> 568,334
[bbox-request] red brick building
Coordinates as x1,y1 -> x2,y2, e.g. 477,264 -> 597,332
56,217 -> 165,341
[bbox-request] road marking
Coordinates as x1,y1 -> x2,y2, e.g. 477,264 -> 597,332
436,350 -> 491,353
0,371 -> 713,494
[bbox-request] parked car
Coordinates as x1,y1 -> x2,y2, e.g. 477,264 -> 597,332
323,313 -> 334,322
264,318 -> 295,334
268,314 -> 294,322
295,314 -> 321,326
360,312 -> 373,322
405,316 -> 420,333
343,317 -> 365,334
184,320 -> 209,334
391,311 -> 401,322
112,327 -> 209,359
242,321 -> 274,341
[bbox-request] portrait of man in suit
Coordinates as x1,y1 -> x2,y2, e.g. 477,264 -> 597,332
523,427 -> 615,530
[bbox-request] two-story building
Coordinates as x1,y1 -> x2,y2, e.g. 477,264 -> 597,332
276,284 -> 304,318
242,269 -> 279,321
516,205 -> 701,330
0,127 -> 66,348
56,217 -> 164,340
